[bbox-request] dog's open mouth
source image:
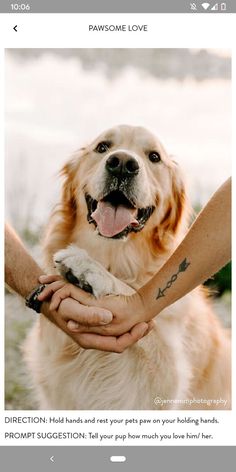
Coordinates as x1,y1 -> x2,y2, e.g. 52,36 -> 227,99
85,191 -> 155,239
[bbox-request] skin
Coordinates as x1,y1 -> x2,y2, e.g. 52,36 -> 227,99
5,223 -> 152,351
39,177 -> 231,345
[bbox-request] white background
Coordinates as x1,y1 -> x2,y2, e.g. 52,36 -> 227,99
0,13 -> 235,446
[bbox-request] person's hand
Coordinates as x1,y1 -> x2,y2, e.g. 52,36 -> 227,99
39,275 -> 113,326
39,275 -> 153,353
41,297 -> 152,353
38,275 -> 149,337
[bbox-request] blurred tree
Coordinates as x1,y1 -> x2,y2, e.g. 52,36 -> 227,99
204,262 -> 231,296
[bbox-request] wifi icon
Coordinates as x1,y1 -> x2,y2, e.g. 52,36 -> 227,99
202,2 -> 210,9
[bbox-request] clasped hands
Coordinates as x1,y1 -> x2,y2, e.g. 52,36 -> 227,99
38,275 -> 154,353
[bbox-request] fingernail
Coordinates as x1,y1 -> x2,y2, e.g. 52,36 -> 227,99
39,275 -> 46,282
67,320 -> 80,331
100,310 -> 113,324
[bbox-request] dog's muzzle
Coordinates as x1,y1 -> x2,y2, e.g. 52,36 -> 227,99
85,152 -> 154,239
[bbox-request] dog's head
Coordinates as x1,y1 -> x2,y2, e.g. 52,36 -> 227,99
58,125 -> 188,252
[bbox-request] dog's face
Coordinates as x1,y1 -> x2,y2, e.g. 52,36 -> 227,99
60,125 -> 187,249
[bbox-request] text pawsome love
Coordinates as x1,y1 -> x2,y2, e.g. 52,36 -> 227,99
88,25 -> 148,32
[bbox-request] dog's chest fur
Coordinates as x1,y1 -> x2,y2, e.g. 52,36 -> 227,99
70,228 -> 169,289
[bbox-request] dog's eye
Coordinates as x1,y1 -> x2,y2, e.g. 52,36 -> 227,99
95,141 -> 110,153
148,151 -> 161,163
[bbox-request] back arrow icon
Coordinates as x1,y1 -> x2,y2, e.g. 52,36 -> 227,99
13,25 -> 17,32
50,456 -> 54,462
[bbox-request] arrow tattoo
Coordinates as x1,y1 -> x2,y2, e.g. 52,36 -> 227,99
156,258 -> 190,299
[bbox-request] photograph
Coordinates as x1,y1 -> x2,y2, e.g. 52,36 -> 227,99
5,48 -> 231,410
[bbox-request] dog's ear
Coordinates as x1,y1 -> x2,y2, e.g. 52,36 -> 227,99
151,161 -> 189,254
43,153 -> 82,261
43,148 -> 88,265
60,158 -> 78,228
161,162 -> 188,234
58,147 -> 88,233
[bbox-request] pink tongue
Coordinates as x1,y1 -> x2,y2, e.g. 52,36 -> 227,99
91,201 -> 139,237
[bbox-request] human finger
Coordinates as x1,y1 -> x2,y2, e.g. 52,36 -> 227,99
64,304 -> 113,327
37,280 -> 67,301
39,274 -> 62,284
76,322 -> 149,353
50,284 -> 94,310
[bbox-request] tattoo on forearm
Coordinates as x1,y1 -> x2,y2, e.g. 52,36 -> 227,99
156,258 -> 190,299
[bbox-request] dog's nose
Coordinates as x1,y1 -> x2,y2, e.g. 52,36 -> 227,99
105,153 -> 139,177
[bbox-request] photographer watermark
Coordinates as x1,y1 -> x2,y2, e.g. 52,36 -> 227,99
154,396 -> 228,408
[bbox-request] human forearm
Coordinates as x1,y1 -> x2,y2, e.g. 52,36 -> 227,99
139,178 -> 231,319
5,223 -> 44,297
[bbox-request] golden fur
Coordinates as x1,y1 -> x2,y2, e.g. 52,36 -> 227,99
24,125 -> 231,410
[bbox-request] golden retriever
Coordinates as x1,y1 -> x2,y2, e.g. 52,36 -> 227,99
24,125 -> 231,410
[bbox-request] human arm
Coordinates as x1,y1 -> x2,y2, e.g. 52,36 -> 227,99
5,223 -> 45,298
138,176 -> 231,318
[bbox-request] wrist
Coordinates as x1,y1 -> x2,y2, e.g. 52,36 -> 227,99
137,284 -> 168,321
25,283 -> 46,313
130,291 -> 150,323
40,300 -> 49,316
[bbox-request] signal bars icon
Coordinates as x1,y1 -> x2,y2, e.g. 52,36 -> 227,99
201,2 -> 227,10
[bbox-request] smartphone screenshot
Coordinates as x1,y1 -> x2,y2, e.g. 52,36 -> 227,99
0,0 -> 235,470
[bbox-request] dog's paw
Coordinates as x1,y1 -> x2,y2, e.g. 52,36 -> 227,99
53,245 -> 116,298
